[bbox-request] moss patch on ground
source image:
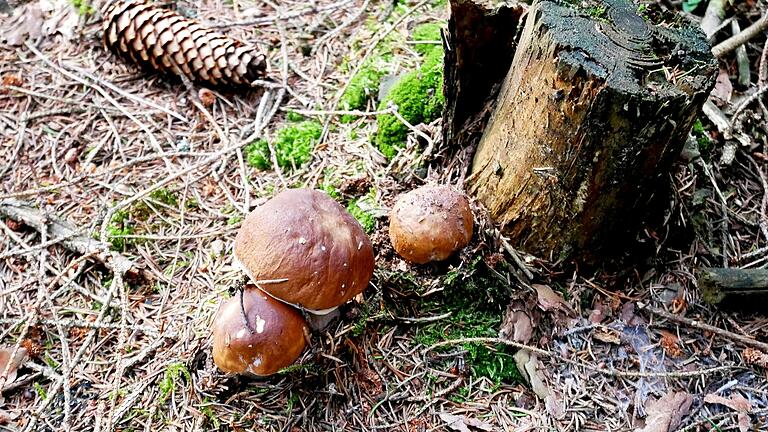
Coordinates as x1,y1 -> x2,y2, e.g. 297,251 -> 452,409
105,188 -> 181,251
412,258 -> 522,385
375,25 -> 445,159
346,188 -> 378,233
339,57 -> 388,123
245,121 -> 322,171
411,22 -> 442,55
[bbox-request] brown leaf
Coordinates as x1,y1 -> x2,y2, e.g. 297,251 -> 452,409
514,350 -> 549,400
703,393 -> 752,412
532,284 -> 574,315
357,368 -> 382,396
737,413 -> 751,432
2,3 -> 44,46
704,393 -> 752,432
198,88 -> 216,107
593,328 -> 621,345
637,391 -> 693,432
438,413 -> 493,432
4,218 -> 23,232
710,69 -> 733,106
0,347 -> 28,388
499,308 -> 533,343
0,74 -> 23,94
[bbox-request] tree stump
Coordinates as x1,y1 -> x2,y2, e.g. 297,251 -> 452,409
449,0 -> 717,263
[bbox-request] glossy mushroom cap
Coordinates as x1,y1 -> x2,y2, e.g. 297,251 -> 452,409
389,185 -> 473,264
234,188 -> 375,314
212,285 -> 308,376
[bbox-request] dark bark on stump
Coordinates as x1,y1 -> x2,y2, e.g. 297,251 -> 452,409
442,0 -> 525,153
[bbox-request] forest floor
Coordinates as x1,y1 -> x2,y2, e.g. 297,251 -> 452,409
1,0 -> 768,431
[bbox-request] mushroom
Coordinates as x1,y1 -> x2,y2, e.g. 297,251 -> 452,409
212,284 -> 308,376
233,188 -> 375,316
388,185 -> 473,264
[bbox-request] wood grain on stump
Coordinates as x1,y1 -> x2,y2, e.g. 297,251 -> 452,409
461,0 -> 717,263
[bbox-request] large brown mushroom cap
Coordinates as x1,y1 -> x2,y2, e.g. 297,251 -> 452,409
234,188 -> 375,313
389,185 -> 473,264
212,285 -> 308,376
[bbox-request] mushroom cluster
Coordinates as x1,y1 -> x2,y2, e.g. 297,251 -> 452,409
212,188 -> 375,376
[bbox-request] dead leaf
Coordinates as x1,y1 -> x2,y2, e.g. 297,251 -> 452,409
0,347 -> 28,388
704,393 -> 752,432
438,413 -> 493,432
357,368 -> 382,396
532,284 -> 574,315
593,328 -> 621,344
0,409 -> 19,425
514,349 -> 549,399
704,393 -> 752,412
499,307 -> 533,343
40,0 -> 79,41
710,69 -> 733,106
1,3 -> 44,46
588,302 -> 610,323
637,391 -> 693,432
545,394 -> 565,420
737,412 -> 751,432
0,74 -> 23,94
198,88 -> 216,107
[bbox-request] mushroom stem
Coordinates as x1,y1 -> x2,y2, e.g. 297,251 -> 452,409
239,288 -> 256,333
234,275 -> 255,333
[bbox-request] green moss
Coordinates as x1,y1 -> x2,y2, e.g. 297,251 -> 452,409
103,189 -> 181,250
585,5 -> 608,20
376,47 -> 444,158
245,121 -> 322,170
244,139 -> 271,170
691,118 -> 712,155
413,258 -> 522,384
149,188 -> 178,207
320,181 -> 341,200
71,0 -> 94,15
411,22 -> 443,56
340,58 -> 388,123
286,111 -> 305,122
158,362 -> 191,403
106,209 -> 134,251
346,189 -> 377,233
33,382 -> 47,400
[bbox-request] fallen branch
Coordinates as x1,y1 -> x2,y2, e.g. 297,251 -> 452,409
424,337 -> 738,378
712,12 -> 768,58
697,267 -> 768,308
0,199 -> 148,281
637,302 -> 768,352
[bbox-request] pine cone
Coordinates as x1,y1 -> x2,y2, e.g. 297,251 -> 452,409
102,0 -> 267,87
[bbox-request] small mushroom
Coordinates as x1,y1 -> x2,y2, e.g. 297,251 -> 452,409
233,188 -> 375,315
389,185 -> 473,264
212,284 -> 308,376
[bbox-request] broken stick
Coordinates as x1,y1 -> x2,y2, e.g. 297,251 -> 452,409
0,199 -> 148,281
698,267 -> 768,310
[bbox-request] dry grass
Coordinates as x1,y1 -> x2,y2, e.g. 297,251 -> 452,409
1,0 -> 768,431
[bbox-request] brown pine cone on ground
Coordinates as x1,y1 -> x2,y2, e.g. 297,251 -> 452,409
101,0 -> 267,88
